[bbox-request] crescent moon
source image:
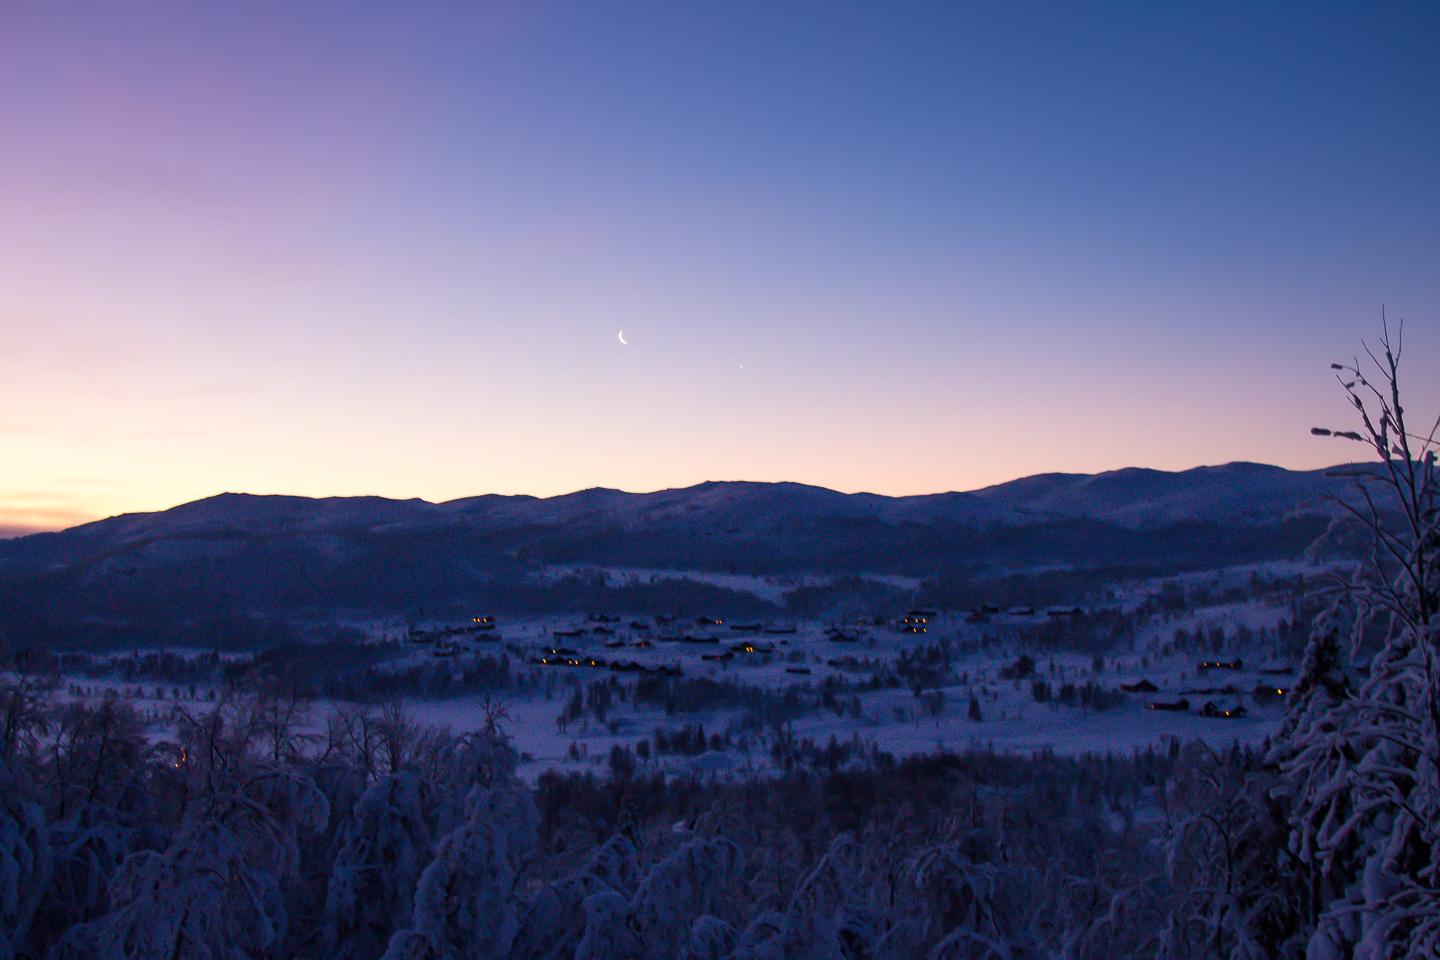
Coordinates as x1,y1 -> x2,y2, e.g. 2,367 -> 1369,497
617,330 -> 628,346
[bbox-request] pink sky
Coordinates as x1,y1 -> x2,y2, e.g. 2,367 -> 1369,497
3,3 -> 1436,535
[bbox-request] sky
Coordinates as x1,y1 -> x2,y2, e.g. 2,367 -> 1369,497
2,2 -> 1438,535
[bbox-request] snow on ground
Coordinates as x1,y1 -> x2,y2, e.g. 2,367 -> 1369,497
540,564 -> 922,604
46,577 -> 1302,782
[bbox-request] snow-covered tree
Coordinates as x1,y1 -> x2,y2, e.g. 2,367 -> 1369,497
0,672 -> 51,767
380,781 -> 537,960
732,834 -> 883,960
323,772 -> 436,960
1281,323 -> 1440,958
30,695 -> 151,954
26,799 -> 141,957
511,833 -> 641,960
1161,743 -> 1304,960
906,829 -> 1035,960
0,757 -> 48,960
575,835 -> 742,960
48,755 -> 328,960
48,818 -> 286,960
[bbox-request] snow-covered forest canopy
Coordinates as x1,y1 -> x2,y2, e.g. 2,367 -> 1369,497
1,329 -> 1436,960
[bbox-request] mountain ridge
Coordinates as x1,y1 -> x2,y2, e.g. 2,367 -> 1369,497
0,461 -> 1381,646
4,461 -> 1368,546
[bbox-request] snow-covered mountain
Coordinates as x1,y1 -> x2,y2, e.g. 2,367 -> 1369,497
14,462 -> 1363,549
970,461 -> 1360,527
0,462 -> 1375,645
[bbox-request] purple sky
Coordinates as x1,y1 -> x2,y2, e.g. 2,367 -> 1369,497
2,2 -> 1437,535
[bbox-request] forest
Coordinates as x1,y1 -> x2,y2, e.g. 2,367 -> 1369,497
1,341 -> 1436,960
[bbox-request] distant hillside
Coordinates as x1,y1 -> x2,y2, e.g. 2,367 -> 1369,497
970,461 -> 1357,527
0,463 -> 1376,646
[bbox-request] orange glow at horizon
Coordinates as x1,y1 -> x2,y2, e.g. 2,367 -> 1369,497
3,4 -> 1437,536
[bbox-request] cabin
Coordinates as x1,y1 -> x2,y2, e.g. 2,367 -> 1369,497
544,646 -> 578,656
732,641 -> 772,655
535,655 -> 586,668
541,653 -> 607,667
701,651 -> 733,663
696,616 -> 724,626
828,631 -> 860,643
1046,606 -> 1083,618
592,626 -> 616,637
631,639 -> 653,649
898,624 -> 926,635
553,628 -> 586,639
681,634 -> 719,645
1253,684 -> 1289,703
785,666 -> 812,675
900,612 -> 929,627
1258,664 -> 1292,675
729,622 -> 761,632
1148,698 -> 1190,712
1120,679 -> 1159,694
1198,658 -> 1244,671
1008,606 -> 1036,616
765,624 -> 798,635
629,620 -> 652,631
965,610 -> 991,624
604,639 -> 625,649
1201,701 -> 1248,719
471,616 -> 496,626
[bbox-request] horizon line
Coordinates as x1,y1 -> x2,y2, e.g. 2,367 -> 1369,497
0,458 -> 1366,541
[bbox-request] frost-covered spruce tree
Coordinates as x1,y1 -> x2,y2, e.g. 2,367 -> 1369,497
49,818 -> 286,960
510,833 -> 642,960
1258,600 -> 1362,955
48,753 -> 329,960
904,826 -> 1034,960
574,835 -> 743,960
378,793 -> 516,960
380,733 -> 538,960
26,798 -> 143,957
1282,322 -> 1440,959
0,757 -> 48,960
731,834 -> 884,960
322,772 -> 437,960
437,728 -> 537,862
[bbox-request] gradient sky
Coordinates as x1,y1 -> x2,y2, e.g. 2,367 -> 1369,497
3,2 -> 1438,535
